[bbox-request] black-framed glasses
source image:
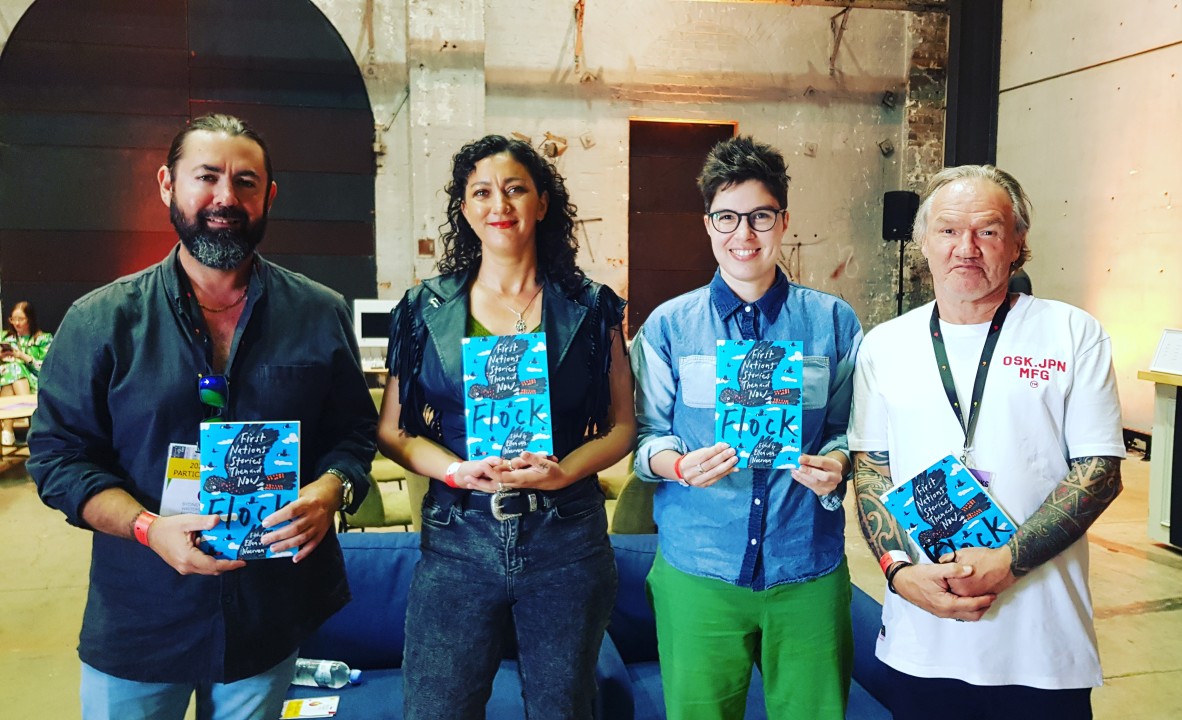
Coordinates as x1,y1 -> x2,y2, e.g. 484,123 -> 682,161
707,208 -> 785,233
198,374 -> 229,422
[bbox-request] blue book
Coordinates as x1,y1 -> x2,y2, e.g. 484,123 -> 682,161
881,455 -> 1017,563
197,421 -> 300,560
462,333 -> 554,461
715,340 -> 803,469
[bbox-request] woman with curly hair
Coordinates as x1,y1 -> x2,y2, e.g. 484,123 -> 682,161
1,301 -> 53,445
378,135 -> 635,719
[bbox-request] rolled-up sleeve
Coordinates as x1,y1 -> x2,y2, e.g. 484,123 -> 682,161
631,325 -> 687,482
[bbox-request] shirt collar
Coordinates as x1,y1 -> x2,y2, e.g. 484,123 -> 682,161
709,268 -> 789,323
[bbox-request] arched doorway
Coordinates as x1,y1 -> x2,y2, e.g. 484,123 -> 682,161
0,0 -> 376,330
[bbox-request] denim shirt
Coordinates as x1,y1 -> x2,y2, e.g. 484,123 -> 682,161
28,246 -> 377,684
632,270 -> 862,589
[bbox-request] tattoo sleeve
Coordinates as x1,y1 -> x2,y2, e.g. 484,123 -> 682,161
852,450 -> 912,561
1007,455 -> 1123,577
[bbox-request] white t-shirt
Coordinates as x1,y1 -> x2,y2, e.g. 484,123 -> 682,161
848,295 -> 1125,689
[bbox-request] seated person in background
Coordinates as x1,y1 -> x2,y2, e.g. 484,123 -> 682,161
0,300 -> 53,445
630,135 -> 863,719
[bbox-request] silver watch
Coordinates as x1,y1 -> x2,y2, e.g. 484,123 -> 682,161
326,468 -> 354,511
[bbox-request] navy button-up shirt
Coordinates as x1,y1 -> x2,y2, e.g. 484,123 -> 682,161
29,247 -> 377,683
632,270 -> 862,589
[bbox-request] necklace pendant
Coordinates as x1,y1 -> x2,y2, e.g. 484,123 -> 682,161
514,318 -> 527,333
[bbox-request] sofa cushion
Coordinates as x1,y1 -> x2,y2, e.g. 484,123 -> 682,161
607,534 -> 660,663
299,531 -> 420,670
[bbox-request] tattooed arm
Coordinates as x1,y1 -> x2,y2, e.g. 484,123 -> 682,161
947,456 -> 1122,597
853,450 -> 995,620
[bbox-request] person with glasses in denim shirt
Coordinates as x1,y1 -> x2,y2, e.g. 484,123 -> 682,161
631,136 -> 863,719
28,114 -> 377,720
379,135 -> 634,719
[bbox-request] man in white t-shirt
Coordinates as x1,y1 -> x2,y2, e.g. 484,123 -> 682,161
848,165 -> 1124,719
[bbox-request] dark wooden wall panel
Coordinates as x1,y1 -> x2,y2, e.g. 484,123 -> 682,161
0,41 -> 189,115
195,102 -> 375,175
0,111 -> 182,149
264,221 -> 374,257
629,214 -> 714,272
0,145 -> 169,232
265,255 -> 376,302
627,121 -> 734,337
0,0 -> 377,330
190,0 -> 362,70
270,172 -> 374,224
9,0 -> 185,48
2,231 -> 178,283
628,155 -> 710,214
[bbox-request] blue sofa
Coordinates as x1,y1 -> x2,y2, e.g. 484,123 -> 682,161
287,532 -> 892,719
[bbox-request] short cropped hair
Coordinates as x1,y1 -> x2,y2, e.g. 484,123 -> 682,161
913,165 -> 1032,269
696,136 -> 789,212
165,114 -> 274,189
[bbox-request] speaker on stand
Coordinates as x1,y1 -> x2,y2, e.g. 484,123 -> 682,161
882,190 -> 920,317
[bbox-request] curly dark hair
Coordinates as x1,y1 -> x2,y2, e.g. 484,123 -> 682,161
437,135 -> 585,294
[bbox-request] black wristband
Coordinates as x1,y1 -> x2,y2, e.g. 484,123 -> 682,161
886,561 -> 913,595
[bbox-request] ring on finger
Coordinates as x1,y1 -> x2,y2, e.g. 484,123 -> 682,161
696,463 -> 705,475
497,481 -> 505,491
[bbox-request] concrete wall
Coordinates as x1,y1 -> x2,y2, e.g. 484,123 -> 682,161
1,0 -> 937,327
997,1 -> 1182,430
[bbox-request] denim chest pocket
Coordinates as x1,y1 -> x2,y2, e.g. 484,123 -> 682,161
678,354 -> 717,409
802,356 -> 830,410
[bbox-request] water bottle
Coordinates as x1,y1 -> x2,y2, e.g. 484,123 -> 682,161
291,658 -> 362,689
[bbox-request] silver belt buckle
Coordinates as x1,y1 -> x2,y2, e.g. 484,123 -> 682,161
490,488 -> 536,521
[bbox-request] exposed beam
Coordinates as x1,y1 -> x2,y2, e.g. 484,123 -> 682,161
681,0 -> 948,13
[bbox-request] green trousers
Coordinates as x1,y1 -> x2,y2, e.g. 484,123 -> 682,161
647,551 -> 853,720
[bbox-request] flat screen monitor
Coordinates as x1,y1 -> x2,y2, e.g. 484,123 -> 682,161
353,298 -> 398,349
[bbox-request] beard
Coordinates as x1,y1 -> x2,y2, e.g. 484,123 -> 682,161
171,201 -> 268,271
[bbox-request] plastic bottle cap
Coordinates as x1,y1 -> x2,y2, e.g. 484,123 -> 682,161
349,668 -> 362,683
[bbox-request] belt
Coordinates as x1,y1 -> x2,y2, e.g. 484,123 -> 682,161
462,488 -> 553,521
449,477 -> 600,522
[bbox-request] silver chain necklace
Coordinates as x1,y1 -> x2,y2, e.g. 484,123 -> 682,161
481,282 -> 543,333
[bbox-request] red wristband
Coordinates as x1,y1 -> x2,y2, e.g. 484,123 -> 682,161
672,454 -> 687,481
134,510 -> 158,547
444,461 -> 462,488
879,550 -> 911,575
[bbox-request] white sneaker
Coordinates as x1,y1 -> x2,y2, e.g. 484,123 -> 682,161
1,430 -> 15,446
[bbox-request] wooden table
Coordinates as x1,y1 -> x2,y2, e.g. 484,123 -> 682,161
0,394 -> 37,420
1139,370 -> 1182,548
0,394 -> 37,457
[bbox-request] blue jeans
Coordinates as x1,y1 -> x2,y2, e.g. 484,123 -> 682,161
79,651 -> 297,720
403,483 -> 618,720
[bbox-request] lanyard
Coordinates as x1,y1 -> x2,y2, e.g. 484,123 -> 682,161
928,299 -> 1011,464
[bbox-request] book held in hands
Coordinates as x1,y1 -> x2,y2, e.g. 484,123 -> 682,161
881,454 -> 1016,562
462,333 -> 554,461
715,339 -> 803,469
197,421 -> 300,560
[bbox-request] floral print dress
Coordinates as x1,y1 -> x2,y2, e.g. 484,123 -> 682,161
0,331 -> 53,392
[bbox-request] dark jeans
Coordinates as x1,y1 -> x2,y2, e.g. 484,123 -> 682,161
885,664 -> 1092,720
403,483 -> 618,720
